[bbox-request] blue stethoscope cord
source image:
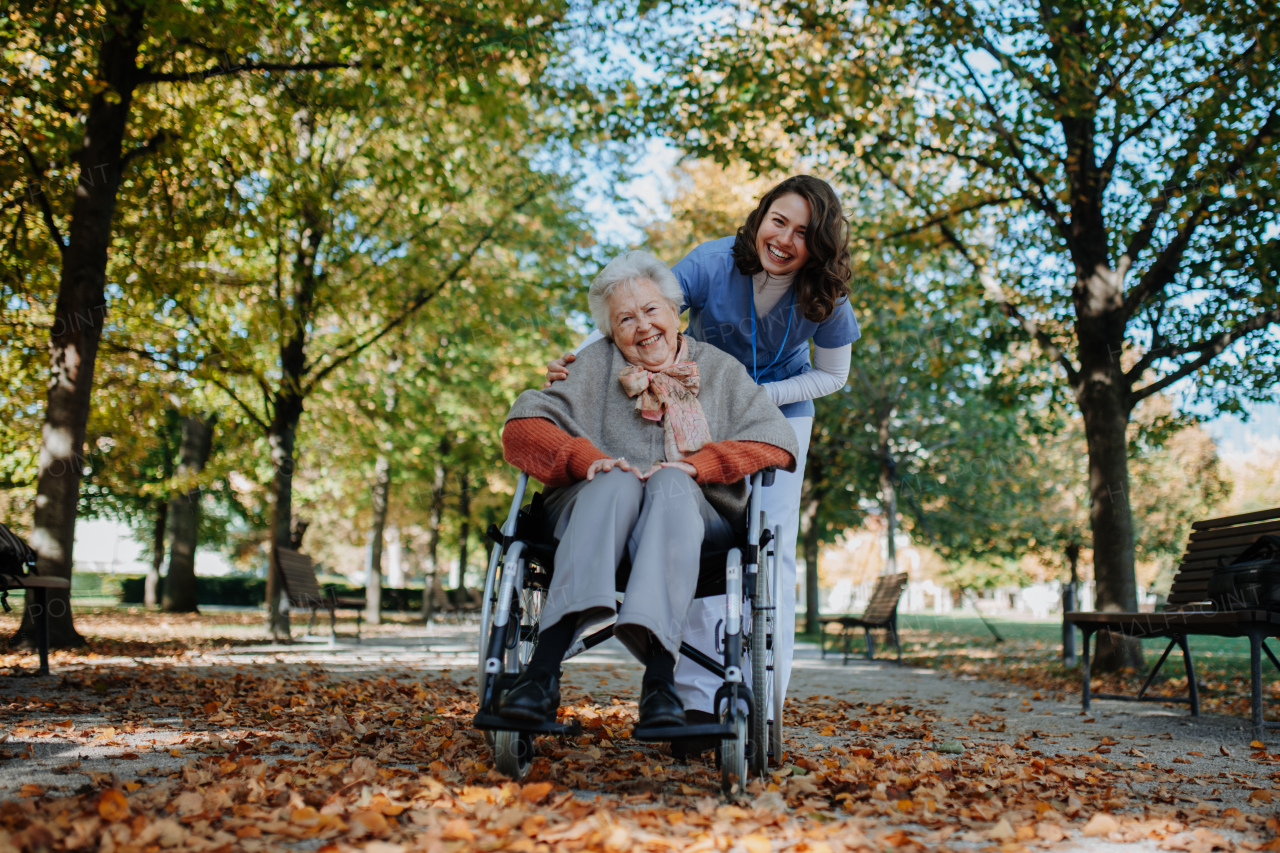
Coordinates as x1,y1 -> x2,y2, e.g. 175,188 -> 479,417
750,281 -> 796,383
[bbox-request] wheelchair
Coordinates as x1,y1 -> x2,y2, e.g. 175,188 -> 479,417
472,468 -> 785,795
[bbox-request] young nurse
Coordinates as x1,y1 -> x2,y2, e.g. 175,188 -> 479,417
545,175 -> 860,754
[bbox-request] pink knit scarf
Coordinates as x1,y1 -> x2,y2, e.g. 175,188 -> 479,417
617,335 -> 713,461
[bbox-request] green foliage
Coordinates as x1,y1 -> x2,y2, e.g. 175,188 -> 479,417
649,0 -> 1280,408
119,575 -> 266,607
1,0 -> 613,587
813,248 -> 1057,565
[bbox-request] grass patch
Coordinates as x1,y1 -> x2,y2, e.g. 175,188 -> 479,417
813,612 -> 1280,722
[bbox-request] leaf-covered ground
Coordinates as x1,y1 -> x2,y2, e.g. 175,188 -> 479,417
1,609 -> 1279,852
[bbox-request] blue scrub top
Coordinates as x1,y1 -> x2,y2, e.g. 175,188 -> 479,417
672,237 -> 861,418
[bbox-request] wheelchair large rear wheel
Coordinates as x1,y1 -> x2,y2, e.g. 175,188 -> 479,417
749,577 -> 769,777
748,523 -> 783,774
769,524 -> 784,765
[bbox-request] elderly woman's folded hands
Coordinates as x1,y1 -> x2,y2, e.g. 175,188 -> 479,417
585,457 -> 695,481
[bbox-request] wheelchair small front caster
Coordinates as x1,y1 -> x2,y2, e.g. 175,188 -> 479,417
493,730 -> 536,780
719,712 -> 748,795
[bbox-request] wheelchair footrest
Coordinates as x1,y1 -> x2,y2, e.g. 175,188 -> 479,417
631,722 -> 736,742
472,713 -> 583,736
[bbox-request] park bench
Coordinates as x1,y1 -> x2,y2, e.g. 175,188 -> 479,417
1,523 -> 71,676
423,581 -> 481,621
819,572 -> 909,664
276,548 -> 366,643
1065,507 -> 1280,741
446,586 -> 482,614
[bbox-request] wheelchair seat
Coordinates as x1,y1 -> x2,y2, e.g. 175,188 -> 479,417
488,490 -> 734,598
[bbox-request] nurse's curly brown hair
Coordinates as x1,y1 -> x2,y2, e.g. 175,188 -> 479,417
732,175 -> 852,323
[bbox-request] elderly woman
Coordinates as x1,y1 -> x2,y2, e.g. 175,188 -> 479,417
498,250 -> 799,729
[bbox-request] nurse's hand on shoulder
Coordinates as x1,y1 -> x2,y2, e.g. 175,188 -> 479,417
542,353 -> 575,388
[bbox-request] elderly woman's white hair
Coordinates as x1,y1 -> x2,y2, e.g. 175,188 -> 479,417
588,250 -> 683,339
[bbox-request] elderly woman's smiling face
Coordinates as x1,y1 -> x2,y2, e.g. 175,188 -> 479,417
608,278 -> 681,371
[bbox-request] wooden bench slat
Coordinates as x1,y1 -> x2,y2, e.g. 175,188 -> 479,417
1180,546 -> 1255,564
1192,507 -> 1280,530
1185,531 -> 1273,553
1176,553 -> 1238,571
0,575 -> 71,590
1189,519 -> 1280,543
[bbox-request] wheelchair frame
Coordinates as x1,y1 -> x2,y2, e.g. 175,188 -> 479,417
472,469 -> 784,795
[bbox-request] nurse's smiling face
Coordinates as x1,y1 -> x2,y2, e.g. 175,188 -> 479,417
755,192 -> 811,277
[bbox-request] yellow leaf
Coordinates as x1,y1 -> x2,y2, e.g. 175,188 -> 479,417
441,818 -> 474,841
1248,790 -> 1274,804
520,781 -> 553,803
19,784 -> 43,798
98,789 -> 130,822
292,807 -> 321,827
740,834 -> 773,853
1082,813 -> 1120,837
369,793 -> 406,816
986,818 -> 1015,840
351,810 -> 390,837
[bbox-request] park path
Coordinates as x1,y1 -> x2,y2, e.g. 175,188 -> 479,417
2,620 -> 1277,851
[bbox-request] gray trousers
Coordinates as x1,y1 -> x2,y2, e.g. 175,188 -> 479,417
539,467 -> 735,662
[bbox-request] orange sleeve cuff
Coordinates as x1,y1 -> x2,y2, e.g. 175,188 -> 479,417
502,418 -> 609,487
682,441 -> 796,485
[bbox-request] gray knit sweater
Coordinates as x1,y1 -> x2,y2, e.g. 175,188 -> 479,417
506,337 -> 798,522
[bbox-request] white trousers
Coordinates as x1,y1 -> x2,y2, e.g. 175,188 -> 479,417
674,416 -> 812,717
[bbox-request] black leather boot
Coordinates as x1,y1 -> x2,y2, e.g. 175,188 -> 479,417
498,668 -> 561,723
638,677 -> 686,728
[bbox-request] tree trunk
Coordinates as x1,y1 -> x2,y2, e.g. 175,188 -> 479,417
801,496 -> 820,634
420,450 -> 447,623
145,499 -> 168,608
265,200 -> 323,640
1077,364 -> 1143,670
456,472 -> 471,589
162,413 -> 216,613
878,422 -> 899,577
366,454 -> 391,626
1070,204 -> 1144,669
15,7 -> 147,650
266,399 -> 303,640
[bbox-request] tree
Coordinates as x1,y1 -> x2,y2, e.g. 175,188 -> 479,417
177,56 -> 592,635
2,0 -> 576,646
301,248 -> 583,620
653,0 -> 1280,668
161,412 -> 217,613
